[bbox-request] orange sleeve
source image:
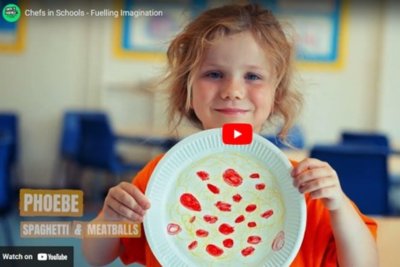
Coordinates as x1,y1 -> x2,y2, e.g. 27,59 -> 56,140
289,161 -> 377,267
119,154 -> 164,266
290,194 -> 377,267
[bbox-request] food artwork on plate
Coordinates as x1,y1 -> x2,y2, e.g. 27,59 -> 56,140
144,129 -> 306,267
165,152 -> 286,265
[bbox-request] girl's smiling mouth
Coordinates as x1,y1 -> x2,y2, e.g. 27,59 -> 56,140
214,108 -> 249,115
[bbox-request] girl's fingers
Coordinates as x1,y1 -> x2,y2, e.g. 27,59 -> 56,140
105,195 -> 144,222
120,182 -> 151,210
291,158 -> 330,177
292,167 -> 335,188
298,177 -> 338,194
102,182 -> 151,222
291,158 -> 346,210
103,203 -> 127,221
109,186 -> 146,216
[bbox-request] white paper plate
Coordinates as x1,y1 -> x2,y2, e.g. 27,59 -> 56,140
144,128 -> 306,267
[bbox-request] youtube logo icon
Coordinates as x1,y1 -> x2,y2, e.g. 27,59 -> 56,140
222,123 -> 253,145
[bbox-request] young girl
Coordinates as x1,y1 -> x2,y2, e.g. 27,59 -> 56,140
83,4 -> 378,267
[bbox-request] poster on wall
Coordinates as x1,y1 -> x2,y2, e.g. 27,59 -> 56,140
272,0 -> 346,69
114,0 -> 347,69
113,0 -> 206,60
0,0 -> 26,53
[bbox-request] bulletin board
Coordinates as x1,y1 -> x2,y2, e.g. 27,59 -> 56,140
0,0 -> 26,53
270,0 -> 349,70
114,0 -> 348,70
113,0 -> 206,61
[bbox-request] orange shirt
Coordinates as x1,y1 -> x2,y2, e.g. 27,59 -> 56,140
120,154 -> 377,267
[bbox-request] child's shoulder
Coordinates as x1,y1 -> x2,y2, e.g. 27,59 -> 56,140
148,153 -> 165,168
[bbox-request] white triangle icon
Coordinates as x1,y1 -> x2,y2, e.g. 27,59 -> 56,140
233,129 -> 242,139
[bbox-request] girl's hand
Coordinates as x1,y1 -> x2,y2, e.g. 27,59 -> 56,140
291,158 -> 346,211
101,182 -> 151,222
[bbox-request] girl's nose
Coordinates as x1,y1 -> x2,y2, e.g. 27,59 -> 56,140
220,78 -> 245,100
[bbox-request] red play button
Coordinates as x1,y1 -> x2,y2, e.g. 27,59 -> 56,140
222,123 -> 253,145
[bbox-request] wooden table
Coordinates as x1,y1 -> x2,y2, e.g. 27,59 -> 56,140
373,217 -> 400,267
116,126 -> 199,151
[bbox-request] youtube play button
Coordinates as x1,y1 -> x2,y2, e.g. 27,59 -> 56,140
222,123 -> 253,145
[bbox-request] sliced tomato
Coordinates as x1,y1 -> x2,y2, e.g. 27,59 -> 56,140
223,238 -> 234,248
249,173 -> 260,179
215,201 -> 231,212
180,193 -> 201,212
203,215 -> 218,224
241,246 -> 255,257
167,223 -> 181,235
223,168 -> 243,187
255,183 -> 266,190
234,215 -> 245,223
261,209 -> 274,219
206,244 -> 224,257
272,231 -> 285,251
188,240 -> 198,250
196,170 -> 209,181
232,193 -> 242,202
247,235 -> 262,244
207,183 -> 220,194
247,221 -> 257,228
218,223 -> 234,235
195,229 -> 209,237
245,204 -> 257,212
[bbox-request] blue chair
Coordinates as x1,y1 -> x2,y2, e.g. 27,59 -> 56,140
77,115 -> 144,176
60,111 -> 106,160
310,144 -> 390,215
341,131 -> 390,151
0,113 -> 19,182
0,133 -> 13,245
0,134 -> 11,211
55,111 -> 107,188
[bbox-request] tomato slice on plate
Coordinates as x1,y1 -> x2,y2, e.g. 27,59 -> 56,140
235,215 -> 245,223
247,235 -> 262,245
167,223 -> 181,235
206,244 -> 224,257
241,246 -> 255,257
207,183 -> 220,194
196,170 -> 209,181
188,240 -> 198,250
232,193 -> 242,202
218,223 -> 235,235
223,238 -> 234,248
203,215 -> 218,224
195,229 -> 209,237
223,168 -> 243,187
180,193 -> 202,212
215,201 -> 231,212
261,209 -> 274,219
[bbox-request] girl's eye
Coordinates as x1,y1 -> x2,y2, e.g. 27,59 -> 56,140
245,73 -> 261,81
205,71 -> 223,79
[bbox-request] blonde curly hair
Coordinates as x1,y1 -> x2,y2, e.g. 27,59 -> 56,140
165,3 -> 303,140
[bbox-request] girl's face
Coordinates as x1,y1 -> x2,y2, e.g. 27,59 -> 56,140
191,31 -> 276,133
